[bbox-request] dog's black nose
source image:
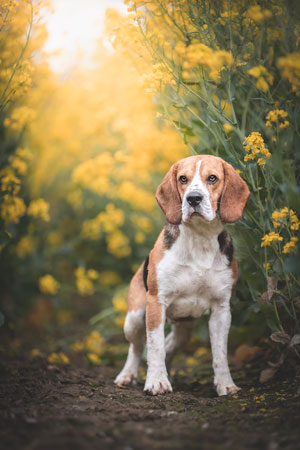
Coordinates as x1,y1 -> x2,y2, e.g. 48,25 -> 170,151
187,192 -> 203,207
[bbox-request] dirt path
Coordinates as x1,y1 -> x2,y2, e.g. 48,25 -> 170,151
0,356 -> 299,450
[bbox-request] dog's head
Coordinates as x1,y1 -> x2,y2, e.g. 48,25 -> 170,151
156,155 -> 250,225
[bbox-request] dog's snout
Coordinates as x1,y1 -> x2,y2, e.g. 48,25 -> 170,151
187,192 -> 203,207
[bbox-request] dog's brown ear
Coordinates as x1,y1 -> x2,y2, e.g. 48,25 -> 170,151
156,162 -> 182,225
219,161 -> 250,223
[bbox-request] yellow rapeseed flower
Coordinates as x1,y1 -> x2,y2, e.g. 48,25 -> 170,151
16,235 -> 34,258
0,195 -> 26,224
244,5 -> 272,22
48,352 -> 70,365
115,316 -> 125,328
223,123 -> 232,133
71,340 -> 85,352
39,274 -> 60,295
277,52 -> 300,93
247,65 -> 273,92
27,198 -> 50,222
84,331 -> 105,354
87,353 -> 101,365
271,207 -> 299,230
265,109 -> 289,129
113,296 -> 127,314
75,267 -> 94,295
283,237 -> 299,254
261,232 -> 283,247
243,132 -> 271,165
99,271 -> 121,287
290,210 -> 300,230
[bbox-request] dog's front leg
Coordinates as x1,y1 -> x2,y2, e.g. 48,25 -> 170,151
144,293 -> 172,395
209,300 -> 240,396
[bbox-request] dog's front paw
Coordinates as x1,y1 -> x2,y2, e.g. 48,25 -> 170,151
144,373 -> 173,395
114,371 -> 137,387
215,382 -> 241,396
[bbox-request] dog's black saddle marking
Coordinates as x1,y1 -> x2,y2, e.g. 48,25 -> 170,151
143,255 -> 149,291
218,230 -> 234,264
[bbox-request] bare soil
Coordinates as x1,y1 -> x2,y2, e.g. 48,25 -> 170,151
0,353 -> 300,450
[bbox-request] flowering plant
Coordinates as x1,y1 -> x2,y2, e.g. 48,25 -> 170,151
118,0 -> 300,341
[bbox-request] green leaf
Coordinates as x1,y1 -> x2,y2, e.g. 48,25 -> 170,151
284,253 -> 300,274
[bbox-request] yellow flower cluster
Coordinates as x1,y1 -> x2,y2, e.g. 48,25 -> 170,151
4,106 -> 36,132
99,271 -> 121,287
48,352 -> 70,365
8,155 -> 27,175
139,63 -> 176,94
112,294 -> 127,328
283,237 -> 298,254
82,203 -> 130,258
183,42 -> 233,83
277,52 -> 300,93
107,229 -> 131,258
265,109 -> 289,129
16,235 -> 34,258
118,181 -> 156,212
0,148 -> 32,195
82,204 -> 124,240
57,310 -> 73,324
72,152 -> 114,195
87,353 -> 101,365
243,132 -> 271,166
247,65 -> 273,92
27,198 -> 50,222
39,274 -> 60,295
261,232 -> 283,247
0,169 -> 21,195
72,331 -> 105,365
131,214 -> 153,233
243,5 -> 272,23
0,194 -> 26,224
262,207 -> 299,253
84,330 -> 105,354
75,267 -> 99,296
272,207 -> 300,230
0,147 -> 33,225
223,123 -> 232,134
112,295 -> 127,314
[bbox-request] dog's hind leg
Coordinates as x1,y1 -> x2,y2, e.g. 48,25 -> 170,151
165,319 -> 194,372
115,264 -> 146,387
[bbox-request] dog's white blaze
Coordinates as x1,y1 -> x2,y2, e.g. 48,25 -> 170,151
182,160 -> 215,222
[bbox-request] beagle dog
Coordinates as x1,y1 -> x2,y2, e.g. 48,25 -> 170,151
115,155 -> 250,396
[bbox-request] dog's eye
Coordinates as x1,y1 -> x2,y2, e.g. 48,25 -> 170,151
207,174 -> 218,184
179,175 -> 188,184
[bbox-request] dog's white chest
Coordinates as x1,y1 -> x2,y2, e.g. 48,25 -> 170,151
156,224 -> 233,320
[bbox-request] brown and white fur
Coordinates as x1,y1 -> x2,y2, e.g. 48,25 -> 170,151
115,155 -> 250,396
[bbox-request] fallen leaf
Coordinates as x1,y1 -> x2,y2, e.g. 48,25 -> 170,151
260,352 -> 286,383
270,331 -> 290,345
234,344 -> 262,367
289,334 -> 300,347
259,367 -> 278,383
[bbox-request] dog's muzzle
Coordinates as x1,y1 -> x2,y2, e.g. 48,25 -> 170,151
186,192 -> 203,208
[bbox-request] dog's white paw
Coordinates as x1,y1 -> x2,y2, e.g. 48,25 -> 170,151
215,382 -> 241,396
114,371 -> 137,387
144,373 -> 173,395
